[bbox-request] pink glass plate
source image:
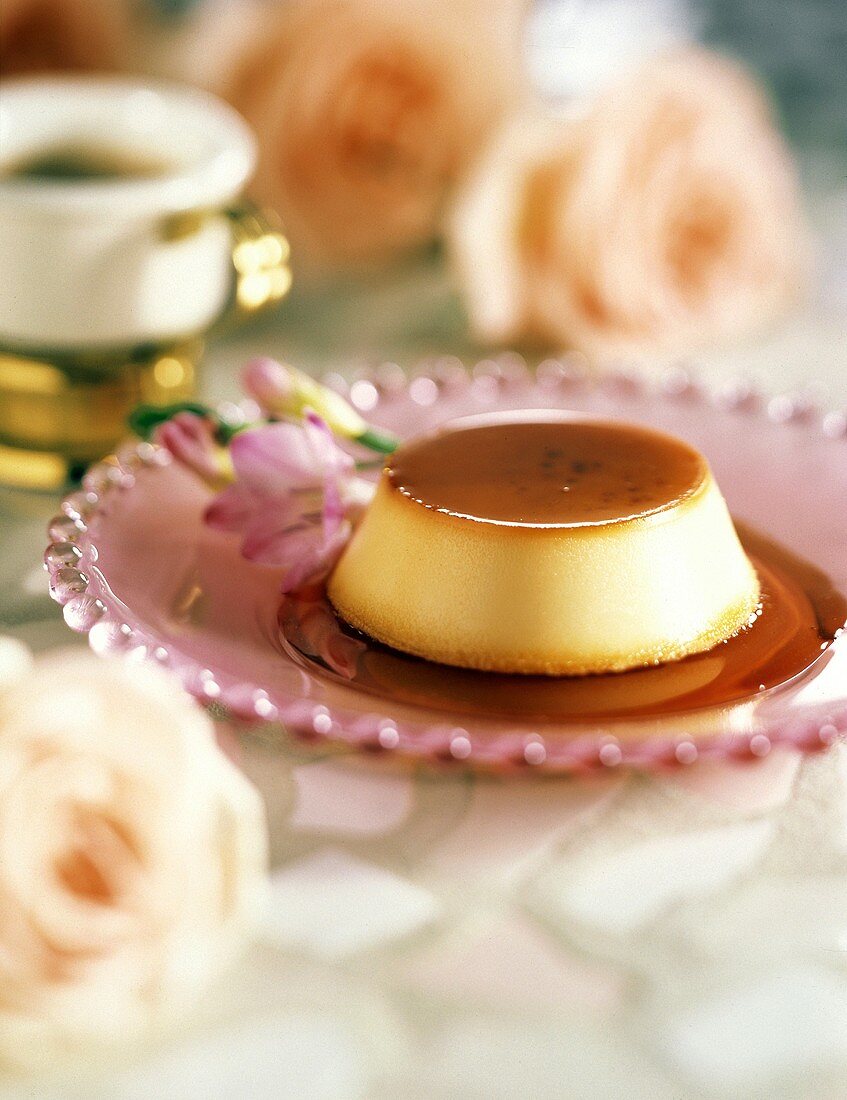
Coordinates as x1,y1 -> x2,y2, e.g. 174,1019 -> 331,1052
45,360 -> 847,774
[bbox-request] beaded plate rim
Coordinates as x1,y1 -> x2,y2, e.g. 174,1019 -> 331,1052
44,356 -> 847,774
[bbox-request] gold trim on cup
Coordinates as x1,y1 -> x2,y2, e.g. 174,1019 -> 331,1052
161,199 -> 292,319
0,202 -> 291,491
0,341 -> 201,491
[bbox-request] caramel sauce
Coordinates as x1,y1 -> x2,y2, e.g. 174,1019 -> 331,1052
388,416 -> 707,526
279,525 -> 846,724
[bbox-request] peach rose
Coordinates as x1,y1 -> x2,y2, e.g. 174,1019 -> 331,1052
0,0 -> 126,78
451,49 -> 806,359
227,0 -> 526,267
0,646 -> 267,1072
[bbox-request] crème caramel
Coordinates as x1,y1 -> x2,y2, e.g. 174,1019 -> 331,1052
328,413 -> 760,675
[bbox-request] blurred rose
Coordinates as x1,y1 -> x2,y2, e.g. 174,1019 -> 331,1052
0,636 -> 32,694
227,0 -> 526,267
0,646 -> 267,1071
451,49 -> 806,359
0,0 -> 126,78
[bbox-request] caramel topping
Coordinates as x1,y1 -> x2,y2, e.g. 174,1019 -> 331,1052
387,417 -> 707,526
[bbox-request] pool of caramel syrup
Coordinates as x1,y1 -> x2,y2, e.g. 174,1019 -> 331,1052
280,524 -> 846,724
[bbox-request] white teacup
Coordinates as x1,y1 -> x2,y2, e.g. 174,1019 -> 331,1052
0,76 -> 261,351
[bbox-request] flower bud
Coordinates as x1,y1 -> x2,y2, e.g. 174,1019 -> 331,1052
242,357 -> 367,440
155,413 -> 234,490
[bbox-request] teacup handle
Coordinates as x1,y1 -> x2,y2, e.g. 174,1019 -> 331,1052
224,200 -> 292,317
161,200 -> 292,331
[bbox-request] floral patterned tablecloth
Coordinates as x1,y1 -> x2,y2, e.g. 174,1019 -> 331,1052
187,734 -> 847,1099
7,729 -> 847,1099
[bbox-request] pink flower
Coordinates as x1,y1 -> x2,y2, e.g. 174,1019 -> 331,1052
155,413 -> 233,489
240,356 -> 369,442
241,357 -> 294,411
226,0 -> 525,269
280,594 -> 367,680
205,413 -> 369,593
450,49 -> 806,360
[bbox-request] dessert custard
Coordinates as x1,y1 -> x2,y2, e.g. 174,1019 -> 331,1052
327,413 -> 761,675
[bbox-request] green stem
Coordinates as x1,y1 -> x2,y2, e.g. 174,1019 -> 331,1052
128,402 -> 213,440
216,419 -> 255,445
129,402 -> 401,458
357,426 -> 400,454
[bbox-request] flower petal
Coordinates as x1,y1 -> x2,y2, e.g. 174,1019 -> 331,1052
241,357 -> 294,413
301,413 -> 355,539
304,411 -> 355,479
240,504 -> 318,566
230,424 -> 323,494
203,406 -> 360,589
280,521 -> 352,593
156,413 -> 220,482
292,599 -> 365,679
204,485 -> 261,532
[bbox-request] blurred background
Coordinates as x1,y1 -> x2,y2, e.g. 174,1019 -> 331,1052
132,0 -> 847,370
1,0 -> 845,377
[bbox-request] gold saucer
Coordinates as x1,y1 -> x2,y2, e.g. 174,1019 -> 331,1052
0,340 -> 200,491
